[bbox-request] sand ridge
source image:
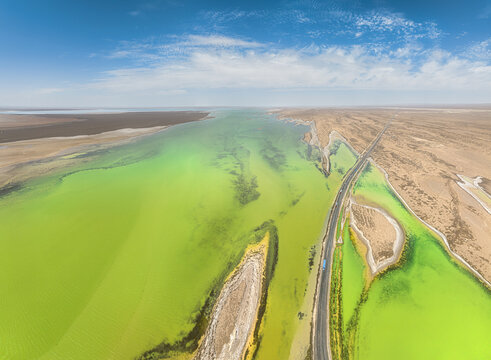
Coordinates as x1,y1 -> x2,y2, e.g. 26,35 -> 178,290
349,198 -> 405,275
194,235 -> 268,360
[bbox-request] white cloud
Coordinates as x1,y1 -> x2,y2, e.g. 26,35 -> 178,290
180,35 -> 262,48
6,33 -> 490,107
88,37 -> 491,98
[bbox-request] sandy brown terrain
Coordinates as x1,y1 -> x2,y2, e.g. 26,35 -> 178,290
277,107 -> 491,283
0,111 -> 208,193
278,108 -> 386,154
350,199 -> 404,275
194,238 -> 267,360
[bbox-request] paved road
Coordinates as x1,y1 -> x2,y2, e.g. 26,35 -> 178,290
312,117 -> 393,360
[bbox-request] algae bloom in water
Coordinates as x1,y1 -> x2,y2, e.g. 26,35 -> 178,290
333,162 -> 491,360
0,110 -> 350,360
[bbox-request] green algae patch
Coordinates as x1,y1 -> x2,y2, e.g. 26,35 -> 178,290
252,127 -> 358,360
329,243 -> 343,360
329,140 -> 357,176
345,162 -> 491,360
0,111 -> 358,360
340,221 -> 366,334
329,217 -> 367,360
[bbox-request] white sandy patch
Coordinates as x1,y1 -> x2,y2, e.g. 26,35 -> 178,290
456,174 -> 491,214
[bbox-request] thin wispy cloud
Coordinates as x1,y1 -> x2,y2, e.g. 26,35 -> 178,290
202,8 -> 442,42
351,11 -> 441,39
105,34 -> 263,63
180,35 -> 262,48
464,38 -> 491,61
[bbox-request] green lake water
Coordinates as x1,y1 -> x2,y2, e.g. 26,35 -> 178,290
339,162 -> 491,359
340,219 -> 365,333
0,110 -> 356,360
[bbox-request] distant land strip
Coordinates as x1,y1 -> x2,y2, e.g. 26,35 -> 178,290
0,111 -> 209,143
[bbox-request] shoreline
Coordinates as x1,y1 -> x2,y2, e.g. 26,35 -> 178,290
370,159 -> 491,288
194,232 -> 271,360
0,125 -> 170,192
0,110 -> 209,195
0,111 -> 209,143
349,197 -> 405,276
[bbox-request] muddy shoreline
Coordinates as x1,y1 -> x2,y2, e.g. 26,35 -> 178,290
0,111 -> 209,194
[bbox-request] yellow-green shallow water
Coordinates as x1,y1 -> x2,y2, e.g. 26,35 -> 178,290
0,110 -> 356,360
335,162 -> 491,359
3,109 -> 488,360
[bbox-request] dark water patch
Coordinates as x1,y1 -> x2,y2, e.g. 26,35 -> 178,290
234,173 -> 260,205
196,214 -> 235,250
308,245 -> 316,271
314,163 -> 328,177
0,183 -> 23,198
260,139 -> 287,170
291,192 -> 305,207
55,147 -> 159,185
330,140 -> 342,156
211,136 -> 262,206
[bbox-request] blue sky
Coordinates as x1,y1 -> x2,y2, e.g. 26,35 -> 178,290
1,0 -> 490,106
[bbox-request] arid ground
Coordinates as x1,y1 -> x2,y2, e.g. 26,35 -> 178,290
278,107 -> 491,283
0,111 -> 208,190
350,199 -> 404,275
